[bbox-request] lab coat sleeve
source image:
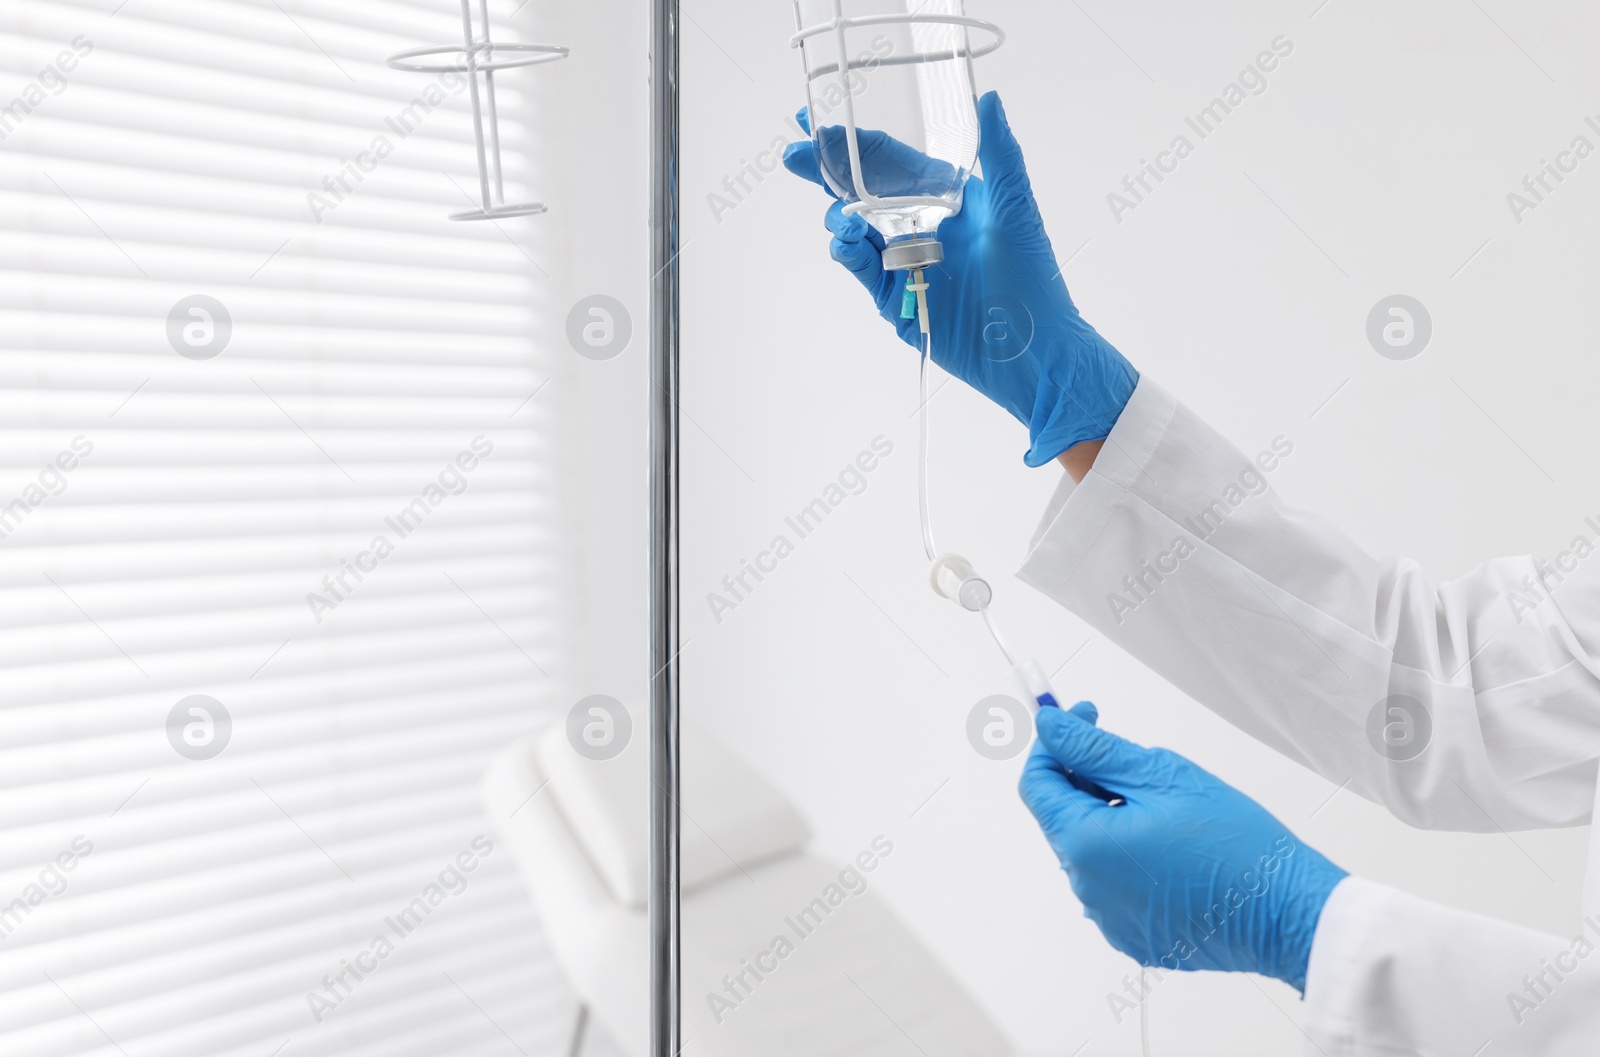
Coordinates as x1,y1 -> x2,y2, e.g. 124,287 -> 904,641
1017,379 -> 1600,831
1303,877 -> 1600,1055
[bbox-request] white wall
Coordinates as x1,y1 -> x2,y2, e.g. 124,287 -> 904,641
542,1 -> 1600,1053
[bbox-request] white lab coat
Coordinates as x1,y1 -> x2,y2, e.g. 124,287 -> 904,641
1016,379 -> 1600,1055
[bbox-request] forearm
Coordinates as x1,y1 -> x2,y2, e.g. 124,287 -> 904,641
1020,378 -> 1600,830
1056,439 -> 1103,483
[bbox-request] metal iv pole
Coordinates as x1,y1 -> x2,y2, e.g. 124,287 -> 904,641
647,1 -> 681,1056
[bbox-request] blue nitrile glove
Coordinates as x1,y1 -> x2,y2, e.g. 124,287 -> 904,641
1019,703 -> 1348,992
783,92 -> 1139,467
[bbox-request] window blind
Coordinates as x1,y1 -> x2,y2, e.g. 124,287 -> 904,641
0,1 -> 603,1054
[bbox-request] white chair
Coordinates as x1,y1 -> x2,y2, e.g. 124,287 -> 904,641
483,718 -> 1015,1057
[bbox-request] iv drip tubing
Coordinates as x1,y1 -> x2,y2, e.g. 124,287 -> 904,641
981,606 -> 1017,666
912,275 -> 1148,1046
918,327 -> 938,563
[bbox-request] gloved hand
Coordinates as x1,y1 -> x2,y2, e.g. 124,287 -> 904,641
1019,703 -> 1348,992
782,92 -> 1139,467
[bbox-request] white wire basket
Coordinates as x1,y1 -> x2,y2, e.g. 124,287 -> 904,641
387,0 -> 568,221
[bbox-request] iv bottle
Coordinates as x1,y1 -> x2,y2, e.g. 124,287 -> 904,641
792,0 -> 1001,270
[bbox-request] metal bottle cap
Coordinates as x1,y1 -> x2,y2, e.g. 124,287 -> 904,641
882,238 -> 944,272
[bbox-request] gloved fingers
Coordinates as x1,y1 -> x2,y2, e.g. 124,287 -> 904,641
1052,701 -> 1138,803
849,126 -> 962,196
823,198 -> 885,250
829,234 -> 884,287
1035,703 -> 1152,790
784,110 -> 841,197
976,92 -> 1039,214
812,124 -> 960,200
824,199 -> 887,290
788,108 -> 960,204
782,140 -> 837,197
1019,738 -> 1113,828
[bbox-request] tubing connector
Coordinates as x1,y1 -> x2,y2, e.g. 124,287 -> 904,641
1012,658 -> 1058,710
930,553 -> 993,612
908,269 -> 931,336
